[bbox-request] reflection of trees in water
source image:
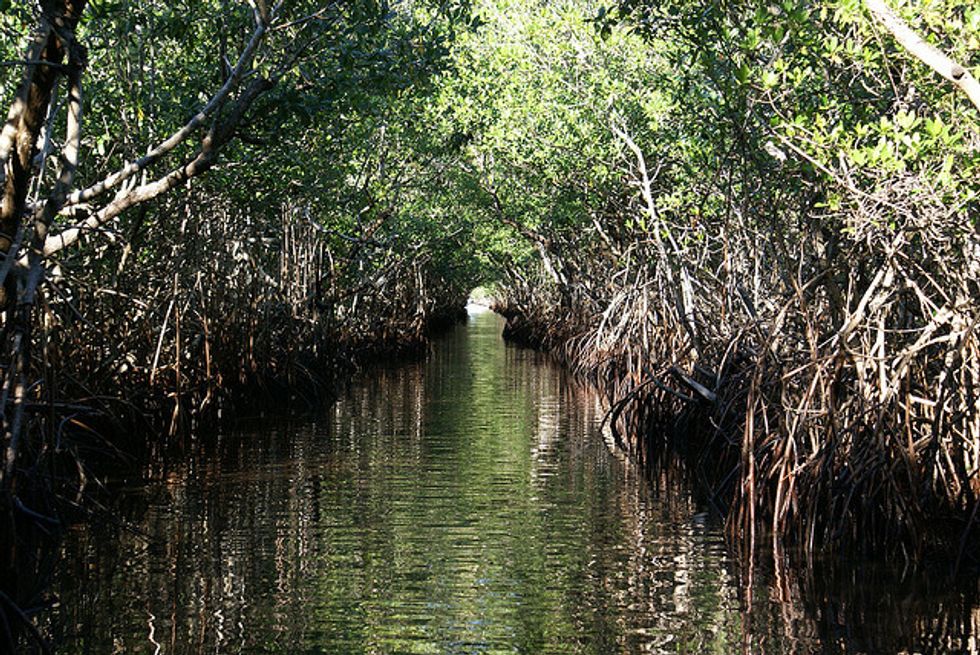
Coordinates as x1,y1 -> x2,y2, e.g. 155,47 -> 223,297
520,358 -> 743,653
745,553 -> 980,655
540,346 -> 980,654
40,316 -> 980,654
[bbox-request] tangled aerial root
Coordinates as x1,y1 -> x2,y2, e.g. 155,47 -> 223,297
493,168 -> 980,567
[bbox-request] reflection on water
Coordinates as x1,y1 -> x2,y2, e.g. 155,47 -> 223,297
43,311 -> 980,654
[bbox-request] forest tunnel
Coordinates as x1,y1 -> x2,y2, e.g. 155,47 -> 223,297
0,0 -> 979,645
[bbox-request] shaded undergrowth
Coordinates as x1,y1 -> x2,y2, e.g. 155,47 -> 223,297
493,197 -> 980,569
0,190 -> 471,652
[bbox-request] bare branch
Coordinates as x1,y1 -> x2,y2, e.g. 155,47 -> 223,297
865,0 -> 980,112
61,18 -> 269,209
34,54 -> 83,242
0,59 -> 68,70
44,76 -> 275,257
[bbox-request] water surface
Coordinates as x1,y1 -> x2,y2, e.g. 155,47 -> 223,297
45,308 -> 980,654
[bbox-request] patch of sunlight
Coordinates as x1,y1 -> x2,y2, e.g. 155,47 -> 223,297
466,302 -> 491,315
466,286 -> 495,313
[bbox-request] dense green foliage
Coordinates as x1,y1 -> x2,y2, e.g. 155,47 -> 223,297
0,1 -> 483,645
461,0 -> 979,560
0,0 -> 480,424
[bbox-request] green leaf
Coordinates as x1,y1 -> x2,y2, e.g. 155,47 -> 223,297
735,63 -> 750,84
895,110 -> 917,131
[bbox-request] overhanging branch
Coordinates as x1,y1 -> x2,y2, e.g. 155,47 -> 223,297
865,0 -> 980,113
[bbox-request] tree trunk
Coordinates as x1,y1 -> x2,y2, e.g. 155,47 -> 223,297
0,0 -> 86,309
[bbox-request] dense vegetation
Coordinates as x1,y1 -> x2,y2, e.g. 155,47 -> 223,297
0,0 -> 481,641
463,0 -> 980,564
0,0 -> 977,647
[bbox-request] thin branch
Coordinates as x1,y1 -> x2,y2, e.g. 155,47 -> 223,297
61,17 -> 269,209
34,55 -> 83,242
865,0 -> 980,112
0,60 -> 68,70
44,76 -> 275,257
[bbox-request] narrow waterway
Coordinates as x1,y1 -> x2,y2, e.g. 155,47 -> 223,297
43,308 -> 979,654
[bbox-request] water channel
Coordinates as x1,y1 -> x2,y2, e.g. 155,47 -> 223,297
42,308 -> 980,653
